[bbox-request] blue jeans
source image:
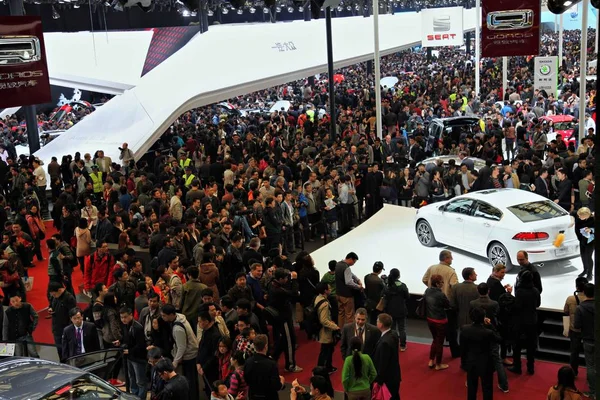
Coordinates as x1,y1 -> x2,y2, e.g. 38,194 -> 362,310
492,342 -> 508,390
127,359 -> 148,399
584,342 -> 596,395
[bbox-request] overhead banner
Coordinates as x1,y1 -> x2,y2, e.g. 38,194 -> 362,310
421,7 -> 464,47
0,16 -> 51,108
534,56 -> 558,94
482,0 -> 541,57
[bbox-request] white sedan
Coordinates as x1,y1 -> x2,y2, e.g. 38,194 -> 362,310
414,189 -> 579,271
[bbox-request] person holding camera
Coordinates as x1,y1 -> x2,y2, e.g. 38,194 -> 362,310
119,143 -> 134,174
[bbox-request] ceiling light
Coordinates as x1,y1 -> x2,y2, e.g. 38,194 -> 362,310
207,8 -> 214,15
355,3 -> 359,9
263,6 -> 269,12
337,5 -> 342,11
237,8 -> 243,13
74,3 -> 80,7
275,6 -> 281,12
52,5 -> 61,18
298,5 -> 303,11
249,6 -> 256,13
346,5 -> 351,9
182,9 -> 190,16
287,6 -> 293,12
221,6 -> 229,13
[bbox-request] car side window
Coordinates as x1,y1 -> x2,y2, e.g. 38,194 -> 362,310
473,201 -> 503,221
444,199 -> 474,215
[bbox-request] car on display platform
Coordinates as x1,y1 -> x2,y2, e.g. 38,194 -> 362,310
414,188 -> 579,271
418,155 -> 486,172
539,115 -> 577,147
0,356 -> 135,400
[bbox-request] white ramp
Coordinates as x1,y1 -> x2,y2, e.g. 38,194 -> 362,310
34,9 -> 477,168
310,204 -> 583,312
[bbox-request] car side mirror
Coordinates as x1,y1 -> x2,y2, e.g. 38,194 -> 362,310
438,205 -> 446,212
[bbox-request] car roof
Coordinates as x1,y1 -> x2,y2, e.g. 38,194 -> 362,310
540,115 -> 574,122
0,357 -> 85,400
458,188 -> 548,208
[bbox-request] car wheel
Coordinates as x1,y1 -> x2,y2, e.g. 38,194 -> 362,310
416,219 -> 438,247
487,242 -> 513,271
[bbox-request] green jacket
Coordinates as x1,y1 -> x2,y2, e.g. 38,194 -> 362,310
320,272 -> 336,296
342,352 -> 377,393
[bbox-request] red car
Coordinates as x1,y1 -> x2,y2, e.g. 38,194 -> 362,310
539,115 -> 577,146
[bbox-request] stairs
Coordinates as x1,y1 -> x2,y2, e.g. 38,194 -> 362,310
536,310 -> 585,365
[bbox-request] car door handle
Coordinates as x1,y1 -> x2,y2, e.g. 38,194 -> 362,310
483,222 -> 491,227
456,217 -> 463,222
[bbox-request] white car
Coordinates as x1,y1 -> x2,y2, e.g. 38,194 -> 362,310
414,188 -> 579,271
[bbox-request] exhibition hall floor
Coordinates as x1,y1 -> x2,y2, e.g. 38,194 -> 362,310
311,204 -> 584,312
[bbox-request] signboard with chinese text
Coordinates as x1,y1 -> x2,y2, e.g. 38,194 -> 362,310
0,16 -> 51,108
534,56 -> 558,93
481,0 -> 540,57
421,7 -> 464,47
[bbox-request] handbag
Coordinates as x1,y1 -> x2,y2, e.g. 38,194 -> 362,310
372,382 -> 391,400
416,296 -> 426,318
375,296 -> 386,312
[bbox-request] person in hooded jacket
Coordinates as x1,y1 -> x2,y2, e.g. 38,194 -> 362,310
382,268 -> 409,351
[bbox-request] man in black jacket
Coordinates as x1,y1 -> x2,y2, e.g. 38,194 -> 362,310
373,313 -> 401,400
155,358 -> 189,400
267,268 -> 302,372
460,307 -> 502,400
244,334 -> 285,400
61,307 -> 101,361
118,307 -> 148,400
340,308 -> 381,359
3,294 -> 38,357
364,261 -> 385,324
196,311 -> 222,397
48,281 -> 77,359
515,250 -> 543,294
574,283 -> 596,398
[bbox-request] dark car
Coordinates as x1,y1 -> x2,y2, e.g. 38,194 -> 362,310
0,357 -> 136,400
425,116 -> 481,154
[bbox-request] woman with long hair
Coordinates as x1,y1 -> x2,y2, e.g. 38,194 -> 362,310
75,218 -> 92,274
101,291 -> 124,386
26,204 -> 46,262
217,337 -> 233,382
547,366 -> 582,400
424,274 -> 450,370
382,268 -> 410,351
227,351 -> 248,399
341,336 -> 377,400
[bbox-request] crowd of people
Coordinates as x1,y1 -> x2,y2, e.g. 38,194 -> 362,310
0,24 -> 597,400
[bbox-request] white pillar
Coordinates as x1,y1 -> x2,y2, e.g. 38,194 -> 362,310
502,57 -> 508,100
579,0 -> 589,138
373,0 -> 383,139
559,13 -> 564,72
475,0 -> 481,96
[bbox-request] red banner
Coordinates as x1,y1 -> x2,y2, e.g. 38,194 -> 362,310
481,0 -> 541,58
0,16 -> 51,108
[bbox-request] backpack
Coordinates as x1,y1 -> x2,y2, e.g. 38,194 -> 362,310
303,298 -> 328,340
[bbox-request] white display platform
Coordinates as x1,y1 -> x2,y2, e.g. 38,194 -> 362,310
310,204 -> 584,312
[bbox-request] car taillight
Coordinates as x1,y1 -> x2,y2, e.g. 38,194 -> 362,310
512,232 -> 549,241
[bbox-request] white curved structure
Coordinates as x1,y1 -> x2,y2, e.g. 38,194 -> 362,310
35,10 -> 476,167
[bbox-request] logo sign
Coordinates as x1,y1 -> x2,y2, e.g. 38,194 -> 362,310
482,0 -> 540,57
534,56 -> 558,93
0,17 -> 51,108
421,7 -> 464,48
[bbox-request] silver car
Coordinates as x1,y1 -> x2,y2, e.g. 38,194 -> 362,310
418,155 -> 486,172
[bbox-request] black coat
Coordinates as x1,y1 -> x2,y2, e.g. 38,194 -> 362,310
51,291 -> 77,338
460,323 -> 501,372
373,331 -> 401,399
196,323 -> 221,384
61,321 -> 101,361
514,284 -> 541,326
244,353 -> 283,400
121,319 -> 147,362
382,281 -> 410,318
340,322 -> 381,359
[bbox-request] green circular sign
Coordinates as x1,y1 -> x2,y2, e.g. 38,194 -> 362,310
540,65 -> 551,75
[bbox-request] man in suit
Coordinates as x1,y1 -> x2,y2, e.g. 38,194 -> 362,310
534,168 -> 551,198
469,283 -> 508,393
373,313 -> 401,400
61,307 -> 101,361
244,334 -> 285,400
340,308 -> 381,359
364,262 -> 385,324
451,268 -> 480,328
460,307 -> 502,400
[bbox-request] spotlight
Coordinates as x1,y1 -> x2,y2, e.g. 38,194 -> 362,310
237,7 -> 243,13
275,5 -> 281,12
354,3 -> 359,9
336,5 -> 342,10
52,5 -> 61,18
546,0 -> 580,14
287,6 -> 294,12
249,6 -> 256,12
298,5 -> 303,11
263,6 -> 269,12
74,3 -> 80,7
346,5 -> 351,10
111,0 -> 123,11
221,6 -> 229,13
182,8 -> 191,16
207,8 -> 214,15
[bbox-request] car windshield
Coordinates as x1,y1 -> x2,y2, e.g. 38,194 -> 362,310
42,376 -> 121,400
507,200 -> 568,222
554,122 -> 574,131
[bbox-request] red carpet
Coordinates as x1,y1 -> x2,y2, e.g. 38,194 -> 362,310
26,222 -> 84,312
285,332 -> 575,399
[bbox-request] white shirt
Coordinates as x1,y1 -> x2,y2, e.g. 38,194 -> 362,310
33,166 -> 46,187
75,325 -> 86,353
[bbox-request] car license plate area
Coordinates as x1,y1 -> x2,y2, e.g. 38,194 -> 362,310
555,246 -> 571,257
